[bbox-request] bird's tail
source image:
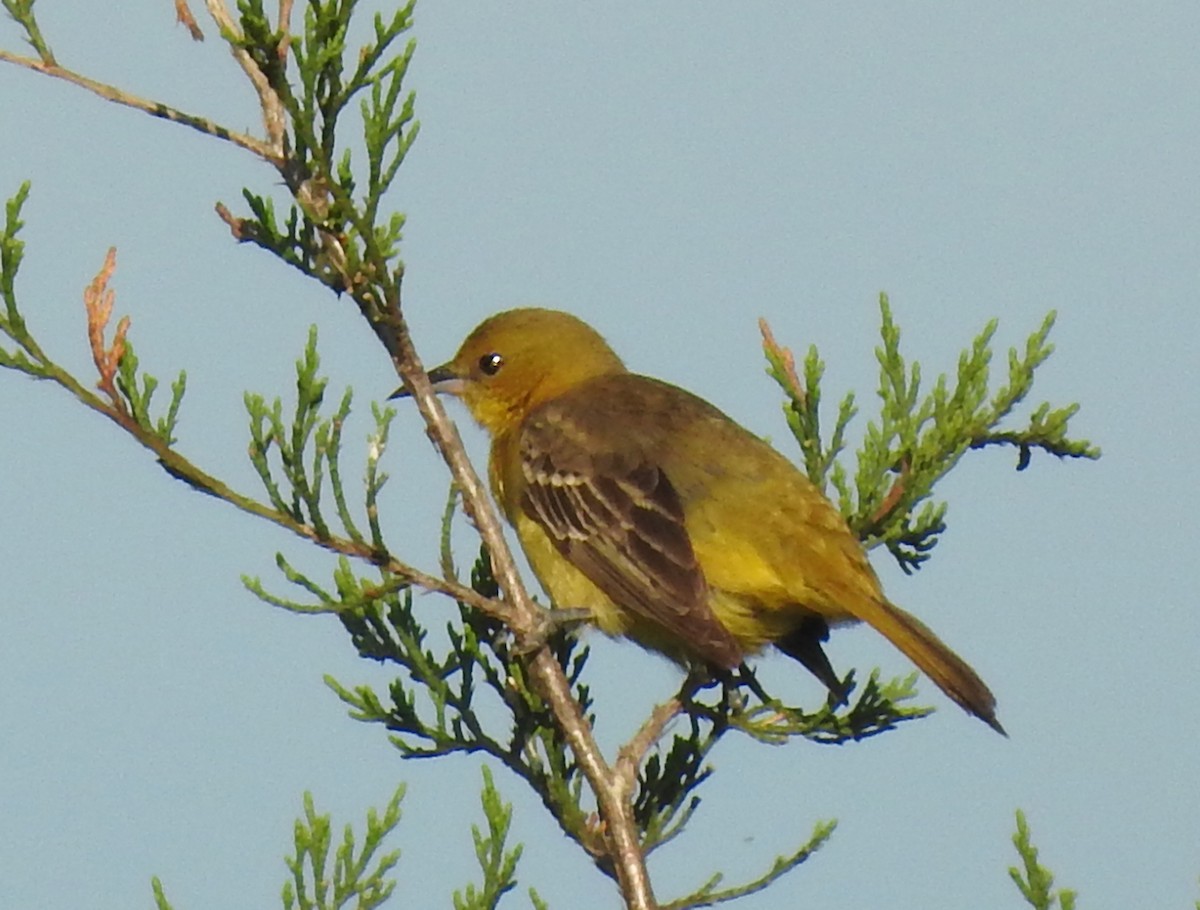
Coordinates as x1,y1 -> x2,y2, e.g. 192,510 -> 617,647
862,598 -> 1005,735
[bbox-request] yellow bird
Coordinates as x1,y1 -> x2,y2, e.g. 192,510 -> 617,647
404,307 -> 1002,733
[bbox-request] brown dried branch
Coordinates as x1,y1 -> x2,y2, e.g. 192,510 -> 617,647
213,201 -> 247,239
759,317 -> 806,407
83,248 -> 130,413
175,0 -> 205,41
864,455 -> 911,532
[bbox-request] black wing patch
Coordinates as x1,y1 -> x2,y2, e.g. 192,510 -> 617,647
520,414 -> 743,670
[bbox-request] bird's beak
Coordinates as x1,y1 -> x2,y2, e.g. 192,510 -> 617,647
388,362 -> 465,400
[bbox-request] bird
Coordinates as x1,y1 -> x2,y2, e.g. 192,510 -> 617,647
397,307 -> 1003,733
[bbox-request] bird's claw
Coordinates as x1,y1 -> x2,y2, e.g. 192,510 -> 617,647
514,606 -> 592,656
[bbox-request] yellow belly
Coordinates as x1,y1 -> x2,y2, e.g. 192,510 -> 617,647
512,511 -> 843,665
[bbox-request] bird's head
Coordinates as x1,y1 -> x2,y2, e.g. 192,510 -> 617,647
392,308 -> 626,435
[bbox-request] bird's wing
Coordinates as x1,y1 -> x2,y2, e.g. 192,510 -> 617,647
518,411 -> 743,669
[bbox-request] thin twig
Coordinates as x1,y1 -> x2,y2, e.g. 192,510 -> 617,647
0,49 -> 275,159
175,0 -> 205,41
863,455 -> 911,532
616,697 -> 686,794
203,0 -> 288,159
277,0 -> 294,61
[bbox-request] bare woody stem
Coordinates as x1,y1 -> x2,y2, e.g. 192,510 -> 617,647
617,698 -> 686,790
203,0 -> 287,157
0,49 -> 278,160
377,301 -> 660,910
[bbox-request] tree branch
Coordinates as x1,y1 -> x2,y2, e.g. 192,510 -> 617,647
378,298 -> 659,909
203,0 -> 287,159
0,49 -> 278,159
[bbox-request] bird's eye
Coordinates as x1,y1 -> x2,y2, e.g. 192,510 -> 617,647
478,352 -> 504,376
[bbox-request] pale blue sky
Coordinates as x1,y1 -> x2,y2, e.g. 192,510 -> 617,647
2,3 -> 1198,908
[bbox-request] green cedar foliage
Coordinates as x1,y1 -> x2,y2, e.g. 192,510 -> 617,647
1,2 -> 1102,907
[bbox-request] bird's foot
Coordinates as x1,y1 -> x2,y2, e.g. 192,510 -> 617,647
514,606 -> 592,656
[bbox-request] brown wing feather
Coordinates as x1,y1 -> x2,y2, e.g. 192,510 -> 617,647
520,414 -> 743,669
